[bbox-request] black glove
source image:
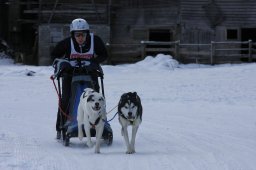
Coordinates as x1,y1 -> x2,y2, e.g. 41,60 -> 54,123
52,59 -> 72,78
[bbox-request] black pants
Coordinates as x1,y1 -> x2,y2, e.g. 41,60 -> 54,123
55,74 -> 100,132
56,74 -> 72,132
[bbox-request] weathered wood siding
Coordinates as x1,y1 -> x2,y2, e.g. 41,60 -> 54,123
179,0 -> 256,63
218,1 -> 256,26
110,1 -> 179,62
181,0 -> 256,42
5,0 -> 256,65
181,0 -> 256,26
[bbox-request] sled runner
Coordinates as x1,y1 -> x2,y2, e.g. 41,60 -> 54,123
51,58 -> 113,146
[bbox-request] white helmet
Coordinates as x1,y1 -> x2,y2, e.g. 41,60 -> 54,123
70,18 -> 89,32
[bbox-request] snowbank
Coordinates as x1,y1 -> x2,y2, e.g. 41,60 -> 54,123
0,52 -> 14,65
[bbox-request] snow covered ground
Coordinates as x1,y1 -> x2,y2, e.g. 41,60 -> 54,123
0,54 -> 256,170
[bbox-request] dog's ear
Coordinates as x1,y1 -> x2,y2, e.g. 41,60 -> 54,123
83,92 -> 87,98
133,92 -> 138,99
121,93 -> 126,99
133,92 -> 142,119
129,92 -> 138,103
120,93 -> 129,102
83,88 -> 89,93
136,94 -> 143,120
135,92 -> 140,102
118,93 -> 127,113
83,88 -> 95,94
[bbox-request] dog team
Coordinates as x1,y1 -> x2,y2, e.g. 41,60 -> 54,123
77,88 -> 143,154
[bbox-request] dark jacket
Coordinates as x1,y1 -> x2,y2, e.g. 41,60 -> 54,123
51,34 -> 108,63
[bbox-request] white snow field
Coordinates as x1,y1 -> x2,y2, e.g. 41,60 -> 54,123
0,54 -> 256,170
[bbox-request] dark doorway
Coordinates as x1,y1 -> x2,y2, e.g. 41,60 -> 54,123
147,29 -> 173,56
241,28 -> 256,42
241,28 -> 256,62
0,1 -> 9,40
149,29 -> 172,42
20,23 -> 37,64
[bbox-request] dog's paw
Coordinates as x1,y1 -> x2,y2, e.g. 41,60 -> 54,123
95,149 -> 100,154
126,149 -> 136,154
126,150 -> 135,154
87,141 -> 94,148
78,134 -> 83,141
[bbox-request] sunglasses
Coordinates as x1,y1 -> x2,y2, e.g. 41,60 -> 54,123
74,32 -> 86,38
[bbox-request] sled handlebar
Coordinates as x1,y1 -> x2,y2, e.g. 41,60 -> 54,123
51,58 -> 104,80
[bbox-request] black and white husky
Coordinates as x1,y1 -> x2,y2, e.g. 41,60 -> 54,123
77,88 -> 106,153
118,92 -> 143,154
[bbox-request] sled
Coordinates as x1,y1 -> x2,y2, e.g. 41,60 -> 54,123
51,59 -> 113,146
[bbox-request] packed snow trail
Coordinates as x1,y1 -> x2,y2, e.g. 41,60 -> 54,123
0,55 -> 256,170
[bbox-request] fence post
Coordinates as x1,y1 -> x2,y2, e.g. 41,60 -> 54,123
175,40 -> 180,61
248,39 -> 252,62
141,41 -> 146,59
105,43 -> 112,64
210,41 -> 215,65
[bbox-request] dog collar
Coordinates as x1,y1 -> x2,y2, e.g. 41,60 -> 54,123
89,116 -> 101,128
120,113 -> 135,124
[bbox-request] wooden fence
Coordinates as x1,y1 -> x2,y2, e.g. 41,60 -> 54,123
140,40 -> 256,64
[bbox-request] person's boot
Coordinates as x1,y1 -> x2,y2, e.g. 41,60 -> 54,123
56,131 -> 61,139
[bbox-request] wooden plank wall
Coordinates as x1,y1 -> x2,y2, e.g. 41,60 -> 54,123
218,1 -> 256,26
181,0 -> 256,29
180,0 -> 256,42
110,0 -> 179,62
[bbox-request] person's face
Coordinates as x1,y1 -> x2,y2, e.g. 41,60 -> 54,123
74,31 -> 86,45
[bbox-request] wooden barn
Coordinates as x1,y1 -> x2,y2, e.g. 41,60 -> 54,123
1,0 -> 256,65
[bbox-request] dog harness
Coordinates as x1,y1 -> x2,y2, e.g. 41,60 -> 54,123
89,116 -> 101,129
119,113 -> 137,125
